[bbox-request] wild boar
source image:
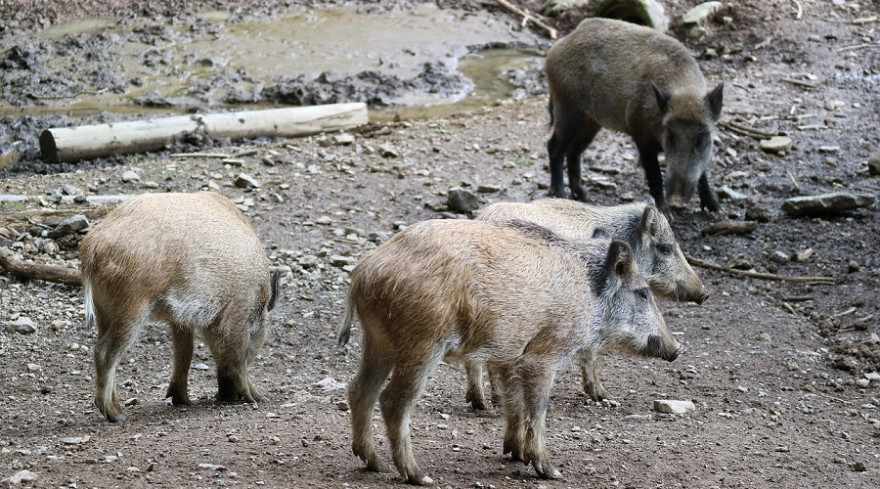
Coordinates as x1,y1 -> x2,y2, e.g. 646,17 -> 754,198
338,218 -> 677,485
79,192 -> 280,422
470,198 -> 705,406
545,17 -> 723,218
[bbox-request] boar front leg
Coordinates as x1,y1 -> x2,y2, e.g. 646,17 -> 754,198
576,348 -> 607,401
520,361 -> 562,480
697,172 -> 721,212
635,139 -> 671,220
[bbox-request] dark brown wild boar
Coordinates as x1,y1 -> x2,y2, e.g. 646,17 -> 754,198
79,192 -> 280,422
545,17 -> 723,218
471,198 -> 706,406
338,218 -> 678,485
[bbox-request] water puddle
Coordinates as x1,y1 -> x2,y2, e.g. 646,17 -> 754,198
4,4 -> 546,121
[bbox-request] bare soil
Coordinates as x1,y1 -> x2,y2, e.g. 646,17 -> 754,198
2,1 -> 880,488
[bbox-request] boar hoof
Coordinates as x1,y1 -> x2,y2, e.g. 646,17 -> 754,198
503,440 -> 524,461
406,473 -> 434,486
105,411 -> 127,423
548,186 -> 566,199
465,392 -> 488,411
534,463 -> 563,480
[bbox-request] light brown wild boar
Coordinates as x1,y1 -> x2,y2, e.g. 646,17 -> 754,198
545,17 -> 723,218
338,218 -> 678,485
470,198 -> 706,406
79,192 -> 280,422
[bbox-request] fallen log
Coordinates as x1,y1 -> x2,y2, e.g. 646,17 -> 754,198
40,103 -> 369,163
0,255 -> 82,285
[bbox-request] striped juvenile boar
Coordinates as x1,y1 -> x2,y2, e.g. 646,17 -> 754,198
338,218 -> 677,485
472,198 -> 705,406
545,17 -> 723,217
79,192 -> 279,422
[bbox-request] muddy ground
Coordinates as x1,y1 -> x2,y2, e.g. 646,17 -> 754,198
2,0 -> 880,487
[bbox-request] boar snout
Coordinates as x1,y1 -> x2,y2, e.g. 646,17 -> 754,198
643,334 -> 681,362
693,287 -> 711,305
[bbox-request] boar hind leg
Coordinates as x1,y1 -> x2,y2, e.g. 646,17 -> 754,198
165,325 -> 194,406
349,336 -> 392,473
380,349 -> 444,485
204,319 -> 265,404
576,349 -> 607,401
93,314 -> 140,423
520,363 -> 561,480
635,139 -> 670,220
697,172 -> 721,212
548,114 -> 599,202
498,366 -> 526,462
464,360 -> 488,410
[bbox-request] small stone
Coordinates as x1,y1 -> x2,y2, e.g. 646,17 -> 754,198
6,470 -> 38,484
330,255 -> 355,267
717,186 -> 747,201
7,317 -> 36,334
334,134 -> 355,145
379,144 -> 399,158
867,149 -> 880,176
856,379 -> 871,388
847,260 -> 860,273
825,100 -> 845,111
781,192 -> 875,216
62,435 -> 90,445
61,184 -> 79,196
47,215 -> 89,239
51,319 -> 70,332
297,255 -> 320,268
755,332 -> 772,342
121,170 -> 141,183
193,363 -> 210,371
314,377 -> 346,392
852,462 -> 867,472
792,248 -> 813,262
234,173 -> 260,189
26,363 -> 41,372
653,400 -> 695,414
337,400 -> 350,411
447,186 -> 481,213
818,145 -> 839,153
476,184 -> 501,193
315,216 -> 333,225
865,372 -> 880,382
681,2 -> 723,25
759,136 -> 792,154
367,231 -> 390,244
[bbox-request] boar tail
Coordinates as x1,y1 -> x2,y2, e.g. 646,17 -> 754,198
337,296 -> 355,347
267,270 -> 281,312
83,278 -> 96,329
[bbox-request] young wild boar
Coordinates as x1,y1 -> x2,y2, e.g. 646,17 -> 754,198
79,192 -> 280,422
338,218 -> 678,485
545,17 -> 723,218
471,198 -> 705,406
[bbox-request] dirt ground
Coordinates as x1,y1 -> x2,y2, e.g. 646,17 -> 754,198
2,0 -> 880,487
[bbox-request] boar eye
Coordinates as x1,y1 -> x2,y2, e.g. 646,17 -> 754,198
637,288 -> 650,301
657,243 -> 673,255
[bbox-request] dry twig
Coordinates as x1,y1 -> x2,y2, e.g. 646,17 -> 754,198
837,42 -> 880,53
496,0 -> 557,39
685,254 -> 836,285
0,255 -> 82,285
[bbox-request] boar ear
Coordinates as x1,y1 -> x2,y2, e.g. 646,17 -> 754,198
606,240 -> 635,280
591,227 -> 610,239
706,82 -> 724,121
652,82 -> 670,114
638,206 -> 662,237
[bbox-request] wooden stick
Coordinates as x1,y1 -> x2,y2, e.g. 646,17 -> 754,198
719,121 -> 775,140
701,220 -> 758,236
0,206 -> 114,229
496,0 -> 557,40
851,16 -> 878,25
781,77 -> 817,88
803,385 -> 852,405
790,0 -> 802,20
0,255 -> 82,285
40,103 -> 368,163
837,42 -> 880,53
685,254 -> 836,285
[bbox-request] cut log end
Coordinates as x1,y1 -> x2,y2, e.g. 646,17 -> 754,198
39,129 -> 60,163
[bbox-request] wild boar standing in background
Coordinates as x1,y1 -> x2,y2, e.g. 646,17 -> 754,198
545,17 -> 723,219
